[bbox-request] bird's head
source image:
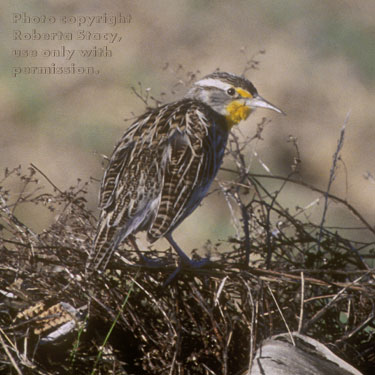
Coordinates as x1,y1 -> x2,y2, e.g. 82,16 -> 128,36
187,72 -> 285,128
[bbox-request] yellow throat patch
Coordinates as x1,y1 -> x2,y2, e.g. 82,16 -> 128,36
225,101 -> 251,128
225,87 -> 253,128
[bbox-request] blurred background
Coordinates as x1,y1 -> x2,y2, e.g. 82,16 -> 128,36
1,0 -> 374,254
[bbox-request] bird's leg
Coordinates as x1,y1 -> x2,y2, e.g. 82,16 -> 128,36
163,234 -> 211,286
128,235 -> 165,267
165,234 -> 210,268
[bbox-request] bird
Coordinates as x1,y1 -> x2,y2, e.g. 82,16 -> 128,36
87,71 -> 284,272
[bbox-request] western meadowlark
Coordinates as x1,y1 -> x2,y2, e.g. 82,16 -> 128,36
88,72 -> 284,272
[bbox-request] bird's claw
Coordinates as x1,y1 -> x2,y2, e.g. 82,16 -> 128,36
139,255 -> 166,268
164,257 -> 211,286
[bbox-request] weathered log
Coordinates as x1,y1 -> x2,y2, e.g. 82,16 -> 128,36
249,332 -> 363,375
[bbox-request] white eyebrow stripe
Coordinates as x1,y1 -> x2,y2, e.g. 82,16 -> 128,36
195,78 -> 232,91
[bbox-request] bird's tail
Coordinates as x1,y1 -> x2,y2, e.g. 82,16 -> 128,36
85,222 -> 117,274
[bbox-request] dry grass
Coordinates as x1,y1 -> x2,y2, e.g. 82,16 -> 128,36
1,118 -> 374,374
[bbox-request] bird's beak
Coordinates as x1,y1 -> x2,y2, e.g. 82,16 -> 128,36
248,95 -> 286,115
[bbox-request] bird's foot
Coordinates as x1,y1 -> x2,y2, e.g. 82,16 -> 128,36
139,254 -> 166,268
181,257 -> 211,268
164,257 -> 211,286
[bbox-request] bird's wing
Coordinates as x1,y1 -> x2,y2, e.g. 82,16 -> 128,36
90,108 -> 166,268
148,102 -> 227,240
89,101 -> 193,268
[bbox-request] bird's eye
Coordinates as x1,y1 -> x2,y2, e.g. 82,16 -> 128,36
227,88 -> 236,96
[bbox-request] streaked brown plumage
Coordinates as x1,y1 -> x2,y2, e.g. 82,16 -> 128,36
87,72 -> 284,271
